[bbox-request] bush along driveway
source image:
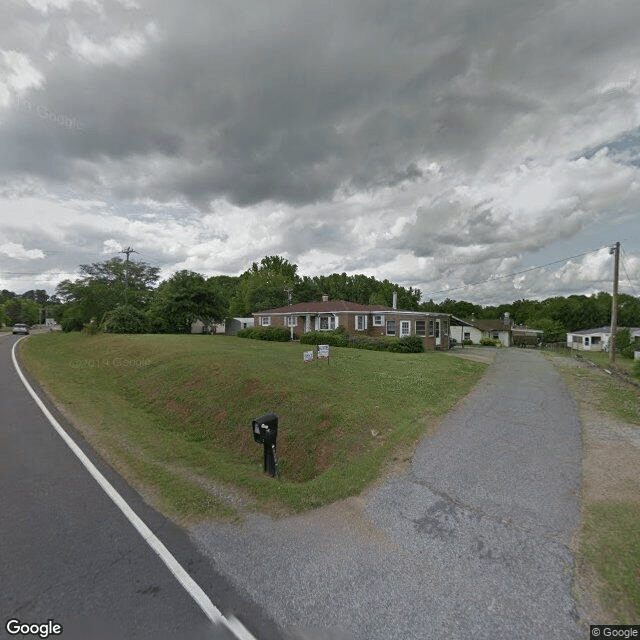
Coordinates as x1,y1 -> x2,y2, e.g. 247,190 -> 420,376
190,348 -> 584,640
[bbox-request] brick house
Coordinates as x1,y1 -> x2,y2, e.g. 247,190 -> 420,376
252,295 -> 450,350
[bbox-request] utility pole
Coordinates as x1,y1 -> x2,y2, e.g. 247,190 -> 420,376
119,246 -> 138,305
609,241 -> 620,364
284,286 -> 293,339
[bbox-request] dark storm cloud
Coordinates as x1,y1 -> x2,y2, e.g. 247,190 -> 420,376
2,0 -> 595,208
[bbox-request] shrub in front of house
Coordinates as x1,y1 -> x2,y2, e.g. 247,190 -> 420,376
302,331 -> 424,353
394,335 -> 425,353
236,326 -> 291,341
346,334 -> 392,350
479,337 -> 499,347
300,329 -> 348,347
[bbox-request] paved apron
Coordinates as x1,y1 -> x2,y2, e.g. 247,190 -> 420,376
191,348 -> 583,640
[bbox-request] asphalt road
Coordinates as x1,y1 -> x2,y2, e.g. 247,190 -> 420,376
0,334 -> 281,640
191,348 -> 584,640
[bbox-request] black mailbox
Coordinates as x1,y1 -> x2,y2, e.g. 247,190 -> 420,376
251,412 -> 279,477
252,412 -> 278,444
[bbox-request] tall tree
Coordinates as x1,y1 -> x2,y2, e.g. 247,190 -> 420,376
151,270 -> 227,333
56,257 -> 160,328
229,256 -> 300,316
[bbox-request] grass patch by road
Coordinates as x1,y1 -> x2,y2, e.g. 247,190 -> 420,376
546,352 -> 640,624
572,349 -> 635,375
583,503 -> 640,622
19,332 -> 485,522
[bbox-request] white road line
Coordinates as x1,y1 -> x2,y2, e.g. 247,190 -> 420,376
11,338 -> 257,640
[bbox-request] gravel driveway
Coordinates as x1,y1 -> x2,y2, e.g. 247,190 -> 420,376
191,348 -> 584,640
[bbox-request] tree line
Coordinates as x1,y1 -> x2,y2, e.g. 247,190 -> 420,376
1,255 -> 638,339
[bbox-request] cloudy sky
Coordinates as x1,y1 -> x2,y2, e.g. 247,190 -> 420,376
1,0 -> 639,305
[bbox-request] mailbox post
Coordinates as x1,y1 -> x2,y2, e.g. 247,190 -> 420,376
251,412 -> 279,477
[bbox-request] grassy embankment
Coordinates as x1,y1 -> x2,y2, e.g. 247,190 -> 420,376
573,349 -> 636,375
546,351 -> 640,623
20,332 -> 485,524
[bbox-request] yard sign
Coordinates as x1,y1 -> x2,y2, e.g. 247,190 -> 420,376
317,344 -> 330,364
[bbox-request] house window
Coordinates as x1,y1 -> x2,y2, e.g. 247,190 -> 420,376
261,316 -> 271,326
356,315 -> 368,331
400,321 -> 410,337
319,315 -> 336,331
415,320 -> 426,336
591,336 -> 601,345
372,315 -> 383,326
386,320 -> 396,336
464,332 -> 470,340
584,337 -> 590,346
428,320 -> 435,337
285,316 -> 297,327
491,330 -> 499,339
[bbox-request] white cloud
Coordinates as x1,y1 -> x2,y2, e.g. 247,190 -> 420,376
0,242 -> 45,260
0,50 -> 44,107
25,0 -> 103,14
67,21 -> 159,66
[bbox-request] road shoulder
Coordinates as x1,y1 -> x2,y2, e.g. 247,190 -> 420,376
546,352 -> 640,624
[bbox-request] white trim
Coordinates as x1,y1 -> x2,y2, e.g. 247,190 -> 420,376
261,316 -> 271,326
372,315 -> 383,326
317,314 -> 336,331
355,315 -> 368,331
386,319 -> 396,336
400,320 -> 410,337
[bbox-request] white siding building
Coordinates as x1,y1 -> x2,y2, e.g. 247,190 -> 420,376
566,327 -> 640,351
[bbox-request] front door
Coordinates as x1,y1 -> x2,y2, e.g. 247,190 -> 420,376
435,320 -> 441,346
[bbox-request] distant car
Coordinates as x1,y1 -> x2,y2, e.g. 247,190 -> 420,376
448,337 -> 457,348
12,324 -> 30,335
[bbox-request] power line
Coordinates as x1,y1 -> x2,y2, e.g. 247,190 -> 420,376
421,247 -> 606,298
620,246 -> 638,297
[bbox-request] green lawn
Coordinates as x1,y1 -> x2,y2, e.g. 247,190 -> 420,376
583,502 -> 640,623
19,332 -> 485,522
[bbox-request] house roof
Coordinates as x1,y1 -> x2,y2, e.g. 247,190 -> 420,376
512,324 -> 544,334
463,318 -> 512,331
449,315 -> 475,327
568,326 -> 640,335
567,326 -> 612,335
253,300 -> 448,316
254,300 -> 391,314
